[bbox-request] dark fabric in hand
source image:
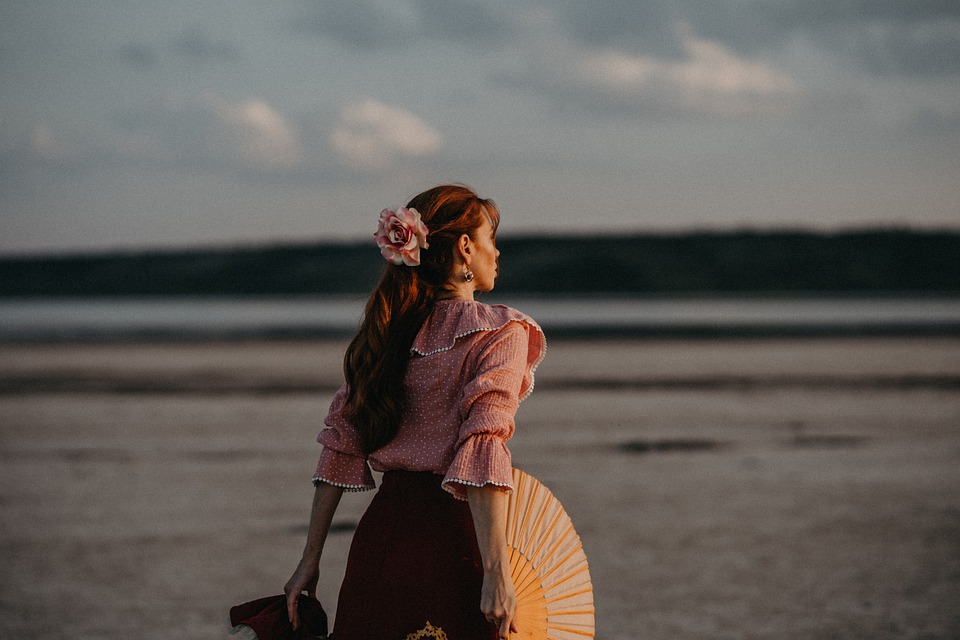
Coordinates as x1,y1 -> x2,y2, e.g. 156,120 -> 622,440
229,595 -> 328,640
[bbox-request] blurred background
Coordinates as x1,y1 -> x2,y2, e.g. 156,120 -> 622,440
1,2 -> 959,639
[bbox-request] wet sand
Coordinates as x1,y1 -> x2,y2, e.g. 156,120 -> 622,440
1,338 -> 959,639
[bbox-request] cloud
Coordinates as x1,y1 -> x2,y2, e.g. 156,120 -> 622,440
549,0 -> 688,56
700,0 -> 960,77
584,27 -> 798,96
752,0 -> 960,30
502,23 -> 801,118
28,125 -> 72,162
411,0 -> 513,43
0,125 -> 91,182
116,43 -> 158,70
112,93 -> 302,172
172,28 -> 242,62
330,99 -> 442,170
293,0 -> 513,48
815,18 -> 960,77
117,28 -> 241,71
909,106 -> 960,133
546,0 -> 960,78
293,0 -> 414,47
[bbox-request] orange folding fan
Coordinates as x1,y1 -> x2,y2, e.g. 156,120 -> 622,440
506,468 -> 595,640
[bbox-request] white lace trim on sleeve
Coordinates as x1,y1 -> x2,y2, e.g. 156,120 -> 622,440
441,477 -> 515,501
311,476 -> 375,492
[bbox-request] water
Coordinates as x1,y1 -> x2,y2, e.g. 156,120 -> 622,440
2,296 -> 959,341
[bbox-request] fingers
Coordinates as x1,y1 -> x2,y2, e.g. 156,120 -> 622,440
486,614 -> 515,639
285,590 -> 300,632
498,615 -> 512,639
284,560 -> 319,633
479,570 -> 517,638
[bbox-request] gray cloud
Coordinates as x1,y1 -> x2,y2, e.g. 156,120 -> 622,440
814,20 -> 960,76
736,0 -> 960,77
293,0 -> 513,48
293,0 -> 411,47
116,43 -> 158,70
750,0 -> 960,29
116,28 -> 241,71
413,0 -> 514,43
910,107 -> 960,133
172,28 -> 242,62
103,94 -> 445,185
550,0 -> 689,58
0,125 -> 114,186
494,20 -> 805,121
289,0 -> 960,76
546,0 -> 960,78
498,64 -> 802,122
110,94 -> 302,176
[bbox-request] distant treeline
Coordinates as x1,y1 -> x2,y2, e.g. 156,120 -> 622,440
1,230 -> 958,296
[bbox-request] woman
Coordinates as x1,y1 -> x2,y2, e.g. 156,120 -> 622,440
284,185 -> 545,640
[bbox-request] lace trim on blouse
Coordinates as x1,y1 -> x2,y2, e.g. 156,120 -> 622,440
520,332 -> 544,403
410,318 -> 543,357
441,477 -> 514,501
410,301 -> 546,403
311,475 -> 375,491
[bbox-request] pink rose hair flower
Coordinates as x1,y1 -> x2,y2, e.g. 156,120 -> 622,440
374,207 -> 430,266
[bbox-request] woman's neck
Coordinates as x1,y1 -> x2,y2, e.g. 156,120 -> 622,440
437,282 -> 475,301
436,292 -> 474,302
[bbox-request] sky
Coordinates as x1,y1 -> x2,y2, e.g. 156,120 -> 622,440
1,1 -> 959,256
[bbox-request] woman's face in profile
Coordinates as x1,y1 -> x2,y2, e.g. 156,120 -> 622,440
470,215 -> 500,294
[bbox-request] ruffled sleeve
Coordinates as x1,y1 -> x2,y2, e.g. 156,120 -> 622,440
312,384 -> 376,491
441,319 -> 545,500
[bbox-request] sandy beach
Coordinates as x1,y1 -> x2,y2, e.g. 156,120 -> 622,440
1,337 -> 958,639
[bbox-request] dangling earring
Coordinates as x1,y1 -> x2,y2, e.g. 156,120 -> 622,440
463,266 -> 474,283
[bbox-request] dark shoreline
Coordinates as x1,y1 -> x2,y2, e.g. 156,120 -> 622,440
2,322 -> 960,344
3,230 -> 958,297
2,371 -> 957,396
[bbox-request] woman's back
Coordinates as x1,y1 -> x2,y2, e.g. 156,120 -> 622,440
315,298 -> 545,501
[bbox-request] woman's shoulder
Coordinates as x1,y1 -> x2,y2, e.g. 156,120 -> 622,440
470,300 -> 542,332
410,299 -> 543,357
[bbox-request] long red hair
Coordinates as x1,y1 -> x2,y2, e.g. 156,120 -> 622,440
343,185 -> 500,455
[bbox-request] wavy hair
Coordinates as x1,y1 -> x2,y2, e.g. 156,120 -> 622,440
343,185 -> 500,455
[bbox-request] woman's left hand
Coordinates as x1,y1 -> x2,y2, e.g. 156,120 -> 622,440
466,485 -> 519,639
480,559 -> 518,638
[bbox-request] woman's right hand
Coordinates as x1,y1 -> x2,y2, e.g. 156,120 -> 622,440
284,556 -> 320,631
284,483 -> 345,631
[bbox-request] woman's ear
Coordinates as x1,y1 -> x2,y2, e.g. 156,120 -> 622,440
454,233 -> 472,264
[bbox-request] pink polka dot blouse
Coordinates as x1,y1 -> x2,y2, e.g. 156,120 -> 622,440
313,298 -> 545,500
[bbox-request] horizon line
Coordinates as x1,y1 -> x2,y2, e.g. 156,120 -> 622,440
3,223 -> 960,261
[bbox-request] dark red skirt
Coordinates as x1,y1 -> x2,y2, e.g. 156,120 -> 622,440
332,471 -> 498,640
